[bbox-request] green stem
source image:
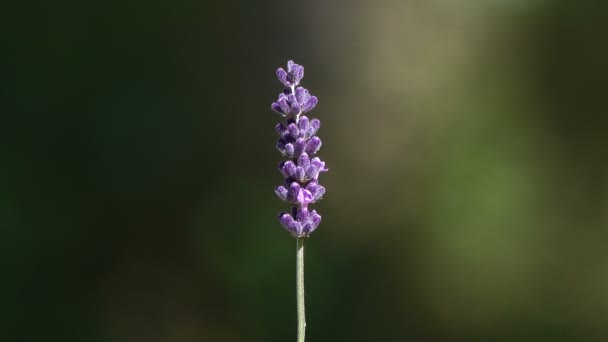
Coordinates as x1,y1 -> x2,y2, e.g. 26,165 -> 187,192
296,237 -> 306,342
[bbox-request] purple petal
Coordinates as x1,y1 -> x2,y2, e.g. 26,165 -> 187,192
297,153 -> 310,169
305,180 -> 319,193
297,189 -> 314,208
298,116 -> 310,132
296,208 -> 311,225
284,143 -> 295,157
293,138 -> 306,158
306,158 -> 327,179
292,64 -> 304,85
309,118 -> 321,135
305,163 -> 319,180
276,123 -> 286,135
311,157 -> 327,172
282,130 -> 295,143
271,102 -> 283,114
276,139 -> 285,153
287,123 -> 299,139
294,87 -> 309,104
287,60 -> 295,72
282,94 -> 296,114
291,103 -> 301,115
278,96 -> 290,114
287,182 -> 301,203
295,166 -> 305,182
275,186 -> 288,201
280,161 -> 296,178
279,212 -> 300,235
276,68 -> 288,86
301,96 -> 318,113
309,210 -> 322,232
305,136 -> 322,155
314,186 -> 326,201
306,182 -> 326,201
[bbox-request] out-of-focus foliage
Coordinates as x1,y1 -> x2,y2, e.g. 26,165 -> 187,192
2,0 -> 607,341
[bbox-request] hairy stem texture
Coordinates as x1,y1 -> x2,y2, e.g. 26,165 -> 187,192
296,237 -> 306,342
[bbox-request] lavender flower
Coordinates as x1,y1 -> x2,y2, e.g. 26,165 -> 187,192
276,60 -> 304,87
271,88 -> 319,116
272,60 -> 327,237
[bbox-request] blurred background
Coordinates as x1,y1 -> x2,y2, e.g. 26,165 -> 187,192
2,0 -> 608,341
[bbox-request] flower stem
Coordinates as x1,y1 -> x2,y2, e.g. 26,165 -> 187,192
296,237 -> 306,342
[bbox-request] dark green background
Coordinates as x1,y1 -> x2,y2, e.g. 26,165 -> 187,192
3,0 -> 607,341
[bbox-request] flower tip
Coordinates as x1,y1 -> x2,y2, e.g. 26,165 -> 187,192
279,212 -> 301,235
271,102 -> 283,114
275,186 -> 288,201
301,96 -> 318,113
311,211 -> 322,229
276,68 -> 288,86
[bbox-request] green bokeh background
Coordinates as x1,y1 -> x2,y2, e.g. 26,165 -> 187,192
3,0 -> 607,341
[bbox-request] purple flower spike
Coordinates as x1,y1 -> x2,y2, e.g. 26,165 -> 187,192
272,60 -> 327,237
272,64 -> 317,119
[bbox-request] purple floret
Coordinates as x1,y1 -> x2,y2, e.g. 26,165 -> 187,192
276,60 -> 305,88
271,88 -> 318,117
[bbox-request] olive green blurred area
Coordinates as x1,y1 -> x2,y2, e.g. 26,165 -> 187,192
2,0 -> 607,341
